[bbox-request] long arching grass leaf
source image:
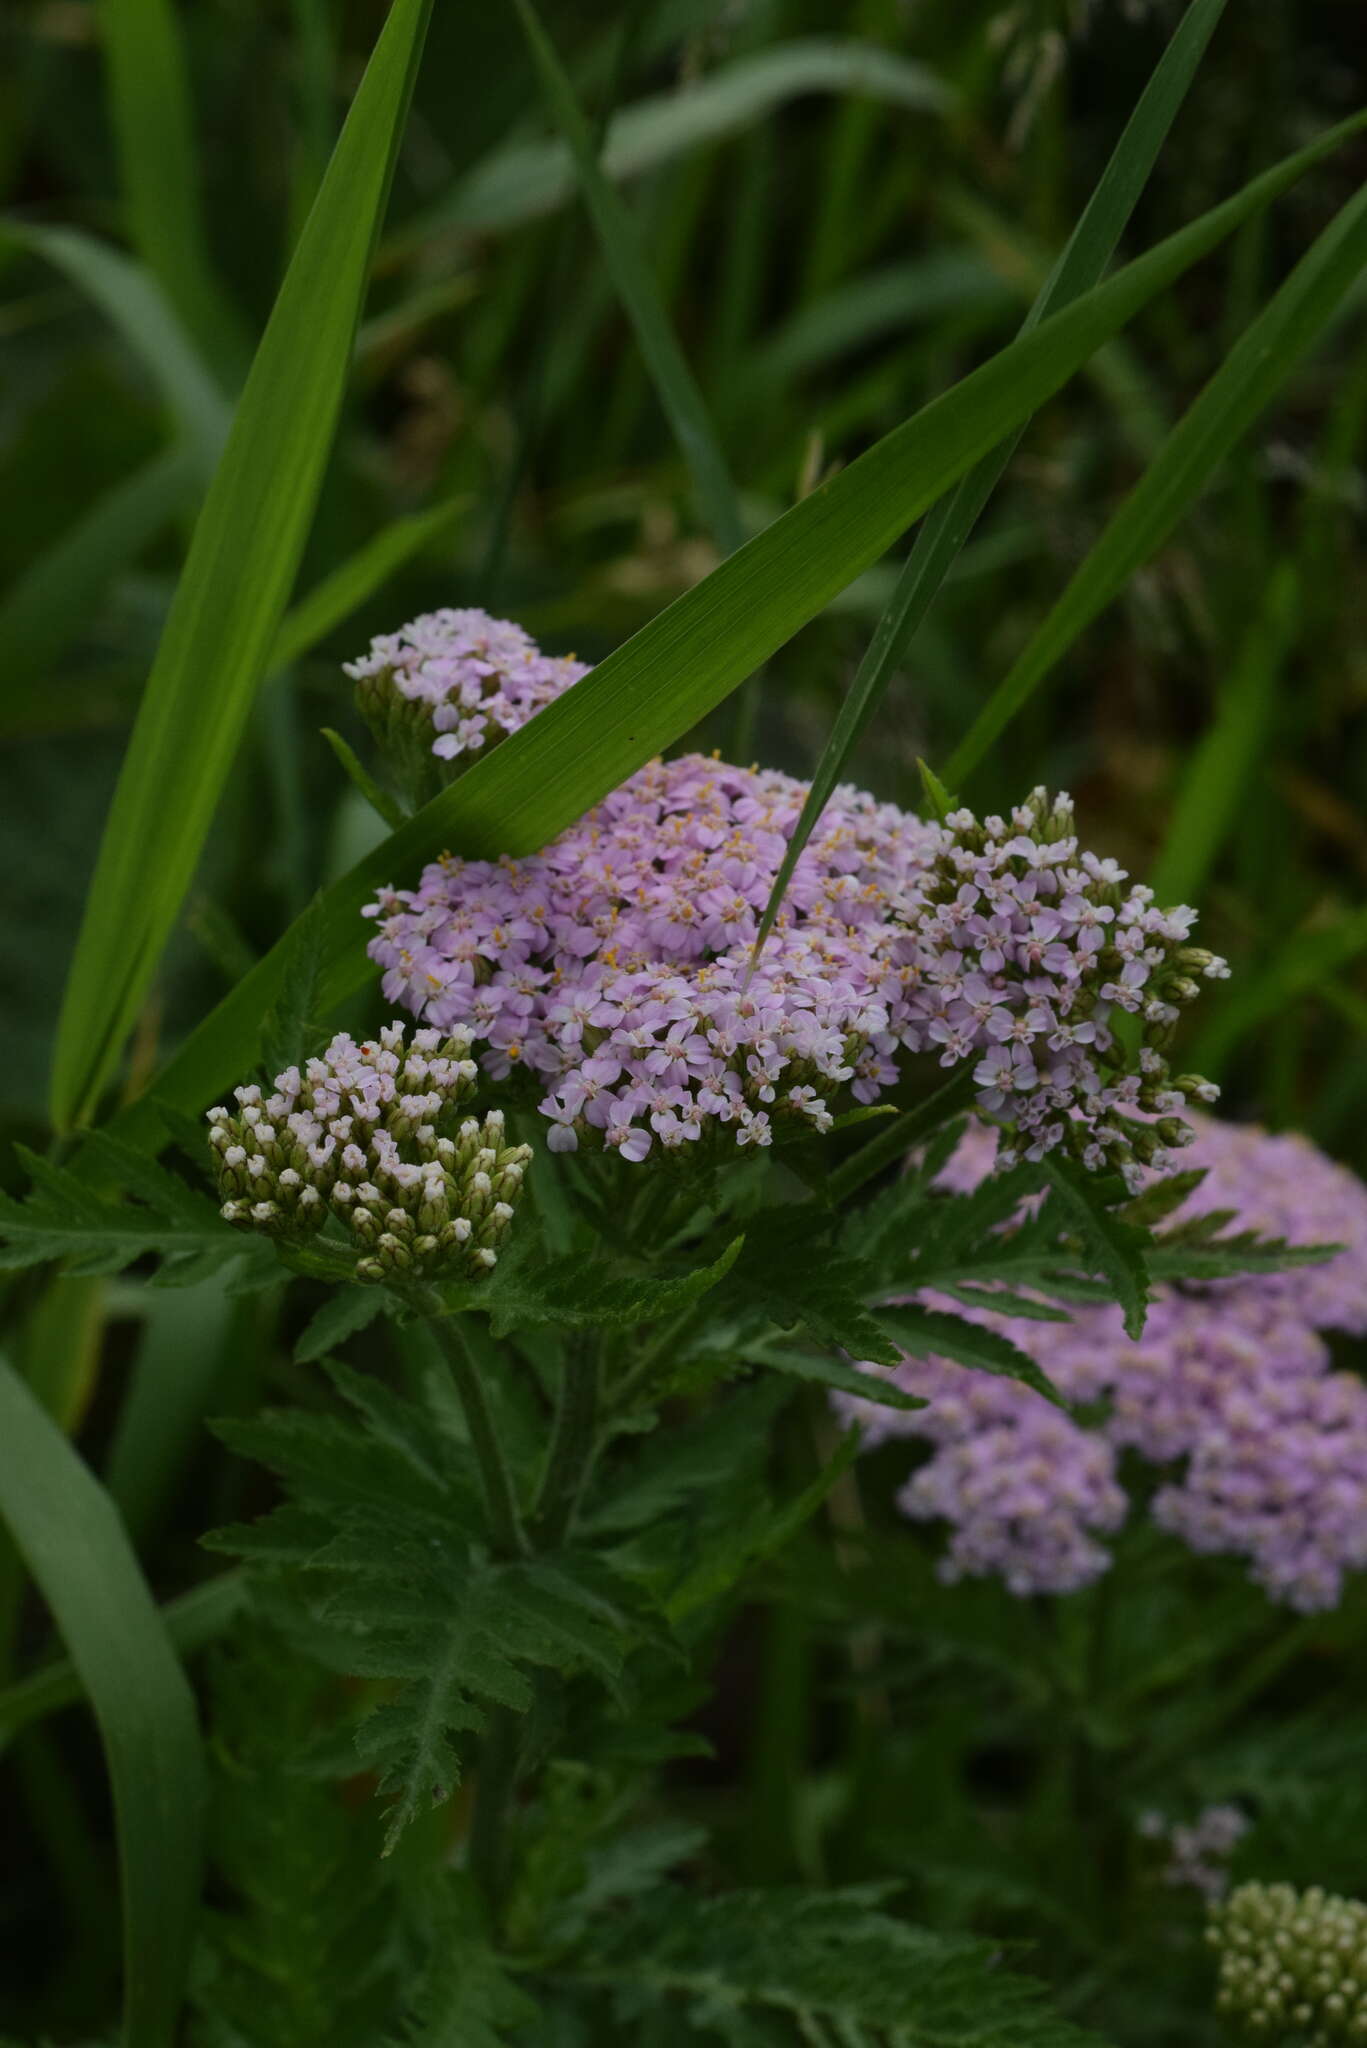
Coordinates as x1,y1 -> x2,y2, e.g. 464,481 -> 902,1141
746,0 -> 1230,967
944,176 -> 1367,785
0,1356 -> 206,2047
49,0 -> 435,1134
93,107 -> 1367,1160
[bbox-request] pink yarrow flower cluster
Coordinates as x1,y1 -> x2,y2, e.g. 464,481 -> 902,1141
840,1117 -> 1367,1611
344,608 -> 588,810
355,613 -> 1227,1183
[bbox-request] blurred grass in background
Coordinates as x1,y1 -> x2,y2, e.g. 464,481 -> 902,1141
1,0 -> 1363,1152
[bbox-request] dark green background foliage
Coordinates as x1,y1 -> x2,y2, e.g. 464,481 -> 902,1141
1,1 -> 1365,2044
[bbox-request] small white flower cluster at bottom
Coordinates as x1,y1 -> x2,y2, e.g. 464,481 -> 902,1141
207,1022 -> 531,1285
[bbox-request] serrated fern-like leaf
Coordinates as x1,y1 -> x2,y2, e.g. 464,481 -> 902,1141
1039,1158 -> 1150,1338
212,1379 -> 645,1852
565,1884 -> 1110,2045
0,1135 -> 266,1286
384,1880 -> 540,2046
342,1548 -> 634,1852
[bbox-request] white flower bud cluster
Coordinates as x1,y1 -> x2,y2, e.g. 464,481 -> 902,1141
1209,1881 -> 1367,2043
206,1022 -> 532,1285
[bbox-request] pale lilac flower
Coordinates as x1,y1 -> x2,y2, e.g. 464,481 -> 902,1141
345,608 -> 588,808
361,644 -> 1224,1177
839,1117 -> 1367,1612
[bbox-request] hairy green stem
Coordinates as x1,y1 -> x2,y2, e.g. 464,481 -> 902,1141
418,1299 -> 529,1559
532,1335 -> 599,1547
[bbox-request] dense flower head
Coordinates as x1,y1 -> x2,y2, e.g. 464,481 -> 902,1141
1164,1118 -> 1367,1334
839,1117 -> 1367,1611
344,607 -> 588,809
364,718 -> 1226,1180
207,1023 -> 532,1285
887,1334 -> 1126,1594
1209,1881 -> 1367,2044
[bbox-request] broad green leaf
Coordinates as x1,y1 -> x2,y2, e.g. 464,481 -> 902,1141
0,1355 -> 206,2048
2,223 -> 230,462
50,0 -> 435,1134
1149,561 -> 1298,904
748,0 -> 1230,963
512,0 -> 744,556
0,444 -> 198,691
393,37 -> 948,253
96,0 -> 247,377
95,108 -> 1367,1158
945,175 -> 1367,785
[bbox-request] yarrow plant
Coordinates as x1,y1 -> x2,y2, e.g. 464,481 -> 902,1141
207,1022 -> 532,1284
840,1115 -> 1367,1610
5,610 -> 1352,2048
357,610 -> 1227,1189
344,607 -> 588,810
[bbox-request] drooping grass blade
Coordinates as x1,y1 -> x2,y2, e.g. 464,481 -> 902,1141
391,36 -> 948,255
95,0 -> 247,378
49,0 -> 435,1134
0,1572 -> 247,1759
1148,563 -> 1299,906
944,176 -> 1367,786
746,0 -> 1230,966
3,224 -> 230,463
0,1356 -> 205,2048
512,0 -> 745,557
270,493 -> 468,671
0,444 -> 198,689
89,107 -> 1367,1161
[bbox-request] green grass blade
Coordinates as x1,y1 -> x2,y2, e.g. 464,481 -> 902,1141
945,175 -> 1367,787
0,443 -> 198,687
49,0 -> 435,1134
104,1277 -> 240,1549
392,36 -> 947,254
512,0 -> 745,557
747,0 -> 1229,964
1148,561 -> 1299,905
0,1355 -> 205,2047
741,252 -> 1011,388
3,223 -> 230,463
0,1572 -> 247,1759
96,0 -> 247,378
270,492 -> 468,671
92,106 -> 1367,1157
1187,907 -> 1367,1077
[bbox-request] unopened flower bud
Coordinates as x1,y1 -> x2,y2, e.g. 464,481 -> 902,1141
208,1023 -> 532,1283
